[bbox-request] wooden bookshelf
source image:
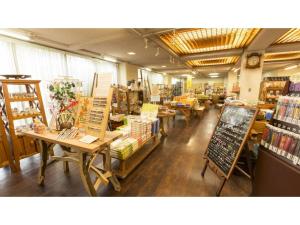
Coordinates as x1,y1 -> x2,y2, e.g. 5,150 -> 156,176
9,97 -> 38,102
0,79 -> 48,171
12,113 -> 41,120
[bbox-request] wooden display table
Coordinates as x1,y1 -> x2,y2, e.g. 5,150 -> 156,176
112,135 -> 160,179
170,105 -> 192,125
157,111 -> 176,137
22,130 -> 122,196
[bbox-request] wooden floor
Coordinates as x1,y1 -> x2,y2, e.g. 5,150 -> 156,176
0,107 -> 251,196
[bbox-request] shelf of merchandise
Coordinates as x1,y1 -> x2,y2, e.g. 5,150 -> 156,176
9,97 -> 38,102
112,135 -> 160,179
253,95 -> 300,196
12,112 -> 41,120
0,79 -> 48,171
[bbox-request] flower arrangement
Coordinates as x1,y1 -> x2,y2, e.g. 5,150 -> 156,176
48,77 -> 82,130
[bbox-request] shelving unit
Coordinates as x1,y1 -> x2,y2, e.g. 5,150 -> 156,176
0,79 -> 48,171
112,135 -> 160,178
253,94 -> 300,195
112,86 -> 130,115
0,118 -> 15,170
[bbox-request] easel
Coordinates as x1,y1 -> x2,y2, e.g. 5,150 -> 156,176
201,105 -> 258,196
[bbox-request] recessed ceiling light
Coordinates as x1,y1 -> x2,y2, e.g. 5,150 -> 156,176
127,52 -> 136,55
103,56 -> 117,63
192,71 -> 196,75
209,75 -> 219,78
163,72 -> 167,75
284,65 -> 297,70
161,65 -> 166,68
208,72 -> 219,76
0,29 -> 30,41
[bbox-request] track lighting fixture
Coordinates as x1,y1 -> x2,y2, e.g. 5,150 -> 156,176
144,38 -> 148,49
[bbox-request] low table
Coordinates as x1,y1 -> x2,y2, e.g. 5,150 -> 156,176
157,111 -> 176,136
170,105 -> 192,125
23,130 -> 122,196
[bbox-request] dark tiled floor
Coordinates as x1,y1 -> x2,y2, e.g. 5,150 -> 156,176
0,108 -> 251,196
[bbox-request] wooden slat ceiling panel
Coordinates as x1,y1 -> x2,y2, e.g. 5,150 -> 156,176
264,51 -> 300,61
274,29 -> 300,44
160,28 -> 260,55
187,56 -> 239,67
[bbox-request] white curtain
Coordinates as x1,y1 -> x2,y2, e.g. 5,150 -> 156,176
0,37 -> 119,124
0,41 -> 16,74
151,73 -> 164,85
15,44 -> 67,120
95,60 -> 118,85
66,54 -> 96,96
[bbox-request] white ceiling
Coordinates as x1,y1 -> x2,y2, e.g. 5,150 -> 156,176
11,28 -> 300,76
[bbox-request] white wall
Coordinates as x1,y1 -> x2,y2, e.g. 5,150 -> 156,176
191,77 -> 226,89
227,71 -> 238,94
263,66 -> 300,82
239,51 -> 264,104
118,62 -> 140,85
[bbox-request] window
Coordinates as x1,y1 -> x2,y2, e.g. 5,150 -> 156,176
0,36 -> 119,123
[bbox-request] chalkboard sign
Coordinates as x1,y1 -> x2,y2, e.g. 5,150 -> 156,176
206,105 -> 257,177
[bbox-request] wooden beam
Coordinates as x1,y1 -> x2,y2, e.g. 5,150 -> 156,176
247,28 -> 290,51
180,49 -> 243,61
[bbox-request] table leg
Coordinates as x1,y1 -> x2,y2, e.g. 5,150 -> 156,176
104,146 -> 121,191
173,115 -> 176,128
38,140 -> 49,186
79,152 -> 97,196
181,109 -> 190,125
159,117 -> 167,137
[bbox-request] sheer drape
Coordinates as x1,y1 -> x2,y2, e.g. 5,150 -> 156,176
0,37 -> 119,123
0,41 -> 16,74
15,44 -> 67,120
66,54 -> 96,96
95,60 -> 118,85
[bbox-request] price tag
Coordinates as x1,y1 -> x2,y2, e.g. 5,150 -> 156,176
264,143 -> 270,149
292,118 -> 298,124
293,156 -> 300,165
276,148 -> 281,154
261,140 -> 265,145
287,153 -> 292,160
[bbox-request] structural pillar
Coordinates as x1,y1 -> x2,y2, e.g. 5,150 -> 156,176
227,70 -> 238,95
239,51 -> 264,104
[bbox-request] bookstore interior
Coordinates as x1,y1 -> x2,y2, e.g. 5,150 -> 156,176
0,28 -> 300,197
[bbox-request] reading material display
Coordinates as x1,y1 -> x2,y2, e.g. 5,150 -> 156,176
75,88 -> 113,141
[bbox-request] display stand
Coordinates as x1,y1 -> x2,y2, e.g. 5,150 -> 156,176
112,86 -> 130,115
112,135 -> 160,179
253,90 -> 300,196
201,105 -> 258,196
252,147 -> 300,196
0,79 -> 48,171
